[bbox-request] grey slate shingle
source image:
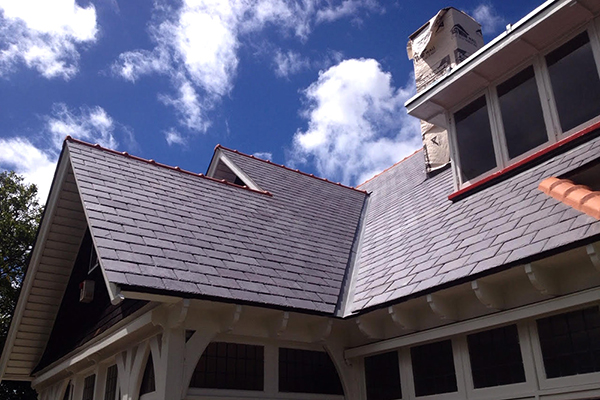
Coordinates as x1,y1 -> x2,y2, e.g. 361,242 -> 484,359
68,141 -> 366,315
352,135 -> 600,313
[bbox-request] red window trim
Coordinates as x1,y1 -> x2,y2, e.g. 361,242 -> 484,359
448,120 -> 600,201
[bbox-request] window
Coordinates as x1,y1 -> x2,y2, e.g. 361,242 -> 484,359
83,375 -> 96,400
497,66 -> 548,159
364,351 -> 402,400
411,340 -> 457,397
63,382 -> 72,400
190,342 -> 264,391
536,306 -> 600,378
454,96 -> 497,182
278,348 -> 343,395
546,31 -> 600,133
139,354 -> 156,395
467,325 -> 526,388
104,365 -> 118,400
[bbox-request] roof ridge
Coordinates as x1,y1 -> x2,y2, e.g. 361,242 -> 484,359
65,136 -> 273,196
357,148 -> 423,188
215,144 -> 369,194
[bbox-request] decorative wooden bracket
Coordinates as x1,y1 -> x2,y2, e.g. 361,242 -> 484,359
472,280 -> 504,310
427,294 -> 457,321
387,305 -> 417,331
525,263 -> 559,295
356,316 -> 384,339
586,244 -> 600,272
310,319 -> 333,343
269,311 -> 289,338
220,304 -> 243,333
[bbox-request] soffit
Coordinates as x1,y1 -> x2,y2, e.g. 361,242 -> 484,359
0,162 -> 87,381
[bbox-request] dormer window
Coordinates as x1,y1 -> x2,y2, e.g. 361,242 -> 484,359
449,24 -> 600,189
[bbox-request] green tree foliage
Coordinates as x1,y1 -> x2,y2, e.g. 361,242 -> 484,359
0,171 -> 43,399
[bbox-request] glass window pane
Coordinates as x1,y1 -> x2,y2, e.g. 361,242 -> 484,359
411,340 -> 457,397
546,31 -> 600,132
467,324 -> 526,388
498,66 -> 548,159
104,365 -> 118,400
140,354 -> 156,395
278,348 -> 343,395
537,306 -> 600,378
190,342 -> 264,391
454,96 -> 497,182
82,375 -> 95,400
365,351 -> 402,400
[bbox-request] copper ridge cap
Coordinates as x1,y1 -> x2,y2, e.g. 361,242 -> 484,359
64,136 -> 273,197
357,148 -> 423,188
214,144 -> 369,194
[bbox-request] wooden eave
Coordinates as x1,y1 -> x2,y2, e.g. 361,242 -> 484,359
0,150 -> 89,382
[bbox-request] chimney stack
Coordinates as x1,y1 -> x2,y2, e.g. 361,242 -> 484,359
407,8 -> 484,174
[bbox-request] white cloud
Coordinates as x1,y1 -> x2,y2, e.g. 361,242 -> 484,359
0,104 -> 130,203
472,4 -> 505,35
290,58 -> 421,186
252,151 -> 272,161
112,0 -> 378,139
0,0 -> 97,79
47,103 -> 118,149
0,138 -> 57,203
273,50 -> 310,78
165,129 -> 186,146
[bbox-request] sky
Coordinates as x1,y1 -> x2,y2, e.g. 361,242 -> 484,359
0,0 -> 544,203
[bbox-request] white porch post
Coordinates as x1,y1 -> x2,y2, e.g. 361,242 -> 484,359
153,327 -> 186,400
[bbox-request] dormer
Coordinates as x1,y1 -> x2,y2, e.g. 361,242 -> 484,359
406,0 -> 600,199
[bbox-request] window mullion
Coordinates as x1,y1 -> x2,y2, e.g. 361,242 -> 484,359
533,56 -> 560,143
485,88 -> 507,170
587,22 -> 600,89
487,86 -> 509,168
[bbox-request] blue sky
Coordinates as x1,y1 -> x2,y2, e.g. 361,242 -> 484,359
0,0 -> 542,202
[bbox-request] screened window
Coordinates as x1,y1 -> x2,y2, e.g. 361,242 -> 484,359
278,348 -> 343,395
497,66 -> 548,159
411,340 -> 457,397
454,96 -> 497,182
104,365 -> 118,400
467,324 -> 526,388
365,351 -> 402,400
83,375 -> 95,400
140,354 -> 156,395
546,31 -> 600,133
190,342 -> 264,391
537,306 -> 600,378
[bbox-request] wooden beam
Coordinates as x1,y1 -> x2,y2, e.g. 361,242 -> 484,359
586,244 -> 600,272
310,319 -> 333,343
471,280 -> 505,310
269,311 -> 289,338
220,305 -> 242,333
356,316 -> 384,340
427,294 -> 457,321
388,305 -> 417,331
525,263 -> 559,295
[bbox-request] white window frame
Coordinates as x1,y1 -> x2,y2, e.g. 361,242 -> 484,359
186,337 -> 345,400
456,322 -> 537,400
528,308 -> 600,392
402,338 -> 467,400
450,17 -> 600,190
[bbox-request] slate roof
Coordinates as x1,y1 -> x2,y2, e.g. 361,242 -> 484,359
351,133 -> 600,313
66,130 -> 600,318
67,140 -> 367,314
